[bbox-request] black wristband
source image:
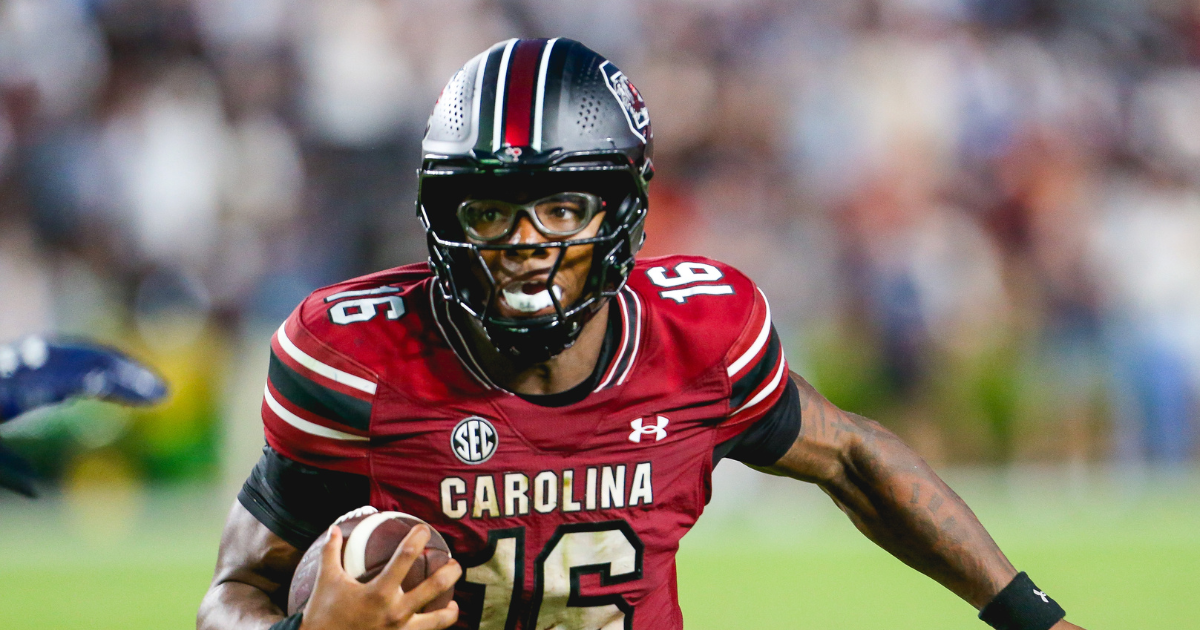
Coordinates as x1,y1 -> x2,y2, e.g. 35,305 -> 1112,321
979,572 -> 1065,630
269,612 -> 303,630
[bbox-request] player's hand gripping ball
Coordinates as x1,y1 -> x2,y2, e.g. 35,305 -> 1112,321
287,506 -> 454,616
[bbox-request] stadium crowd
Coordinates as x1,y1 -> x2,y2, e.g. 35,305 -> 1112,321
1,0 -> 1198,489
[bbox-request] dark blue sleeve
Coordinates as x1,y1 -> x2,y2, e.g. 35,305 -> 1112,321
0,338 -> 167,497
0,338 -> 166,421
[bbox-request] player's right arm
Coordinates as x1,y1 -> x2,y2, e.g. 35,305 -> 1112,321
198,500 -> 461,630
198,501 -> 304,630
199,309 -> 461,630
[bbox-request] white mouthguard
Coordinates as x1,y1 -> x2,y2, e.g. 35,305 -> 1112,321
501,284 -> 564,313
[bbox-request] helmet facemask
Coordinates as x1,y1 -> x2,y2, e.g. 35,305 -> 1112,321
420,170 -> 645,364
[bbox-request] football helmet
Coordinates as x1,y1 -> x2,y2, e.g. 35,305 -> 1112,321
419,38 -> 653,363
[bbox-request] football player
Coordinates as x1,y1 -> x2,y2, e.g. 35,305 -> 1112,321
198,39 -> 1084,630
0,336 -> 168,496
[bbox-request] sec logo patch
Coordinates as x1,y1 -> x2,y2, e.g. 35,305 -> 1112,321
451,416 -> 497,464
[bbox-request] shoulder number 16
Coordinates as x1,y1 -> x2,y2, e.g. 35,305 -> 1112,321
646,262 -> 733,304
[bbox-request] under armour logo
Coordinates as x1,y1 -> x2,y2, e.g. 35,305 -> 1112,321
1033,589 -> 1049,603
629,416 -> 669,443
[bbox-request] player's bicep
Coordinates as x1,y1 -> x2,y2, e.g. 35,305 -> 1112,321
713,281 -> 802,466
761,371 -> 861,483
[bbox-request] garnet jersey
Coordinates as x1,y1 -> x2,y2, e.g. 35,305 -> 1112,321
242,255 -> 799,630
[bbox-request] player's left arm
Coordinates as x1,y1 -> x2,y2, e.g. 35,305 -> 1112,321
763,371 -> 1085,630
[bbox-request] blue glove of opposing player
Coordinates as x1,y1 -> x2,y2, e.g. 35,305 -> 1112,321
0,337 -> 168,497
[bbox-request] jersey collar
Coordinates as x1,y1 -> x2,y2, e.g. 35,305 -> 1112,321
592,287 -> 643,392
427,283 -> 643,395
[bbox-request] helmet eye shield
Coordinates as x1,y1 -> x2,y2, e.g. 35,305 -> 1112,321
457,192 -> 604,242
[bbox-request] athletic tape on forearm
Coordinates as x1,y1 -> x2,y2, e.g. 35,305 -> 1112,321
979,572 -> 1065,630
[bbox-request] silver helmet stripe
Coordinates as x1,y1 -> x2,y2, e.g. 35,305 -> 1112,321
422,49 -> 489,156
467,49 -> 488,153
491,39 -> 518,152
532,38 -> 560,152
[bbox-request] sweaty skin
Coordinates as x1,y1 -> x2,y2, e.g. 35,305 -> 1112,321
198,195 -> 1086,630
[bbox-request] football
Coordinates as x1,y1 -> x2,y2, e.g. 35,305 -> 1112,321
287,506 -> 454,616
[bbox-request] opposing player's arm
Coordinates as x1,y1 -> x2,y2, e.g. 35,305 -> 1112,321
764,371 -> 1085,630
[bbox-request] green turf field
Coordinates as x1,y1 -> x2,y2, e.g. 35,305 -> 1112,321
0,467 -> 1194,629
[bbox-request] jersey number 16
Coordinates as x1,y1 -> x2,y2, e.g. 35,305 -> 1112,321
646,262 -> 733,304
459,521 -> 644,630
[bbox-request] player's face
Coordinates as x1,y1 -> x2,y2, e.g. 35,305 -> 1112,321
462,191 -> 606,319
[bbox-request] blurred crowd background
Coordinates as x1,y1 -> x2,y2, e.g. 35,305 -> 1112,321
2,0 -> 1199,496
